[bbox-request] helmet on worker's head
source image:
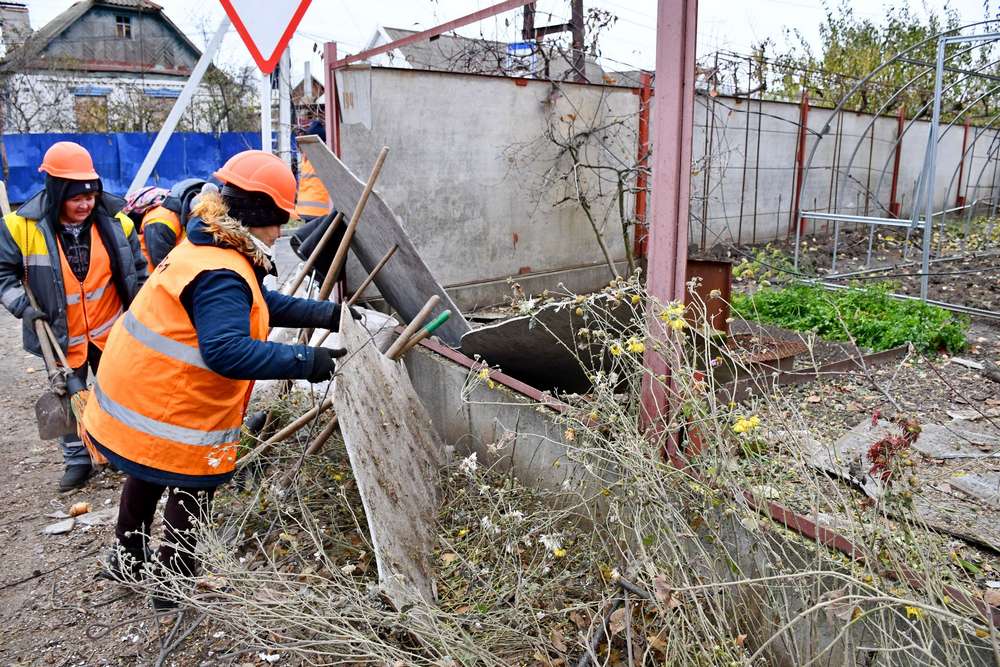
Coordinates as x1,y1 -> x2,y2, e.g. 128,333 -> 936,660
38,141 -> 99,180
213,150 -> 297,218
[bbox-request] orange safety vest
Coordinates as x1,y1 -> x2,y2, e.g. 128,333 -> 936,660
58,227 -> 123,368
295,153 -> 330,218
139,205 -> 183,273
82,240 -> 269,477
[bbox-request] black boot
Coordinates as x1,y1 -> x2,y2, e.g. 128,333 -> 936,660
59,464 -> 93,492
98,546 -> 149,584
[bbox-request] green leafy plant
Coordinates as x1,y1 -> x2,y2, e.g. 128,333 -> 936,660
732,246 -> 794,285
732,282 -> 968,353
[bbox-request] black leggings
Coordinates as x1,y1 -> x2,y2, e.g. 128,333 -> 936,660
116,476 -> 215,578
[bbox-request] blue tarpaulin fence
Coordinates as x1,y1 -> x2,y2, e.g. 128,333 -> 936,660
2,131 -> 262,204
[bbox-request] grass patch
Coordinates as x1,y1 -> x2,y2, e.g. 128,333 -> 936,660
731,282 -> 968,354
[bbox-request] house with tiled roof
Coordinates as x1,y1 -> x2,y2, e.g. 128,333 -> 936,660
0,0 -> 241,133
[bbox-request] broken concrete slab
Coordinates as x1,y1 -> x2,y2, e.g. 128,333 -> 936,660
911,423 -> 1000,459
298,136 -> 470,346
42,518 -> 74,535
334,310 -> 444,606
459,293 -> 635,393
800,418 -> 1000,551
950,473 -> 1000,508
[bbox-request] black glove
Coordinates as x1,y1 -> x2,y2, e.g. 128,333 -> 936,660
22,305 -> 48,328
307,346 -> 347,383
329,303 -> 363,327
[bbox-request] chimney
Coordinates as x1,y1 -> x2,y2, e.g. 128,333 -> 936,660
0,1 -> 30,57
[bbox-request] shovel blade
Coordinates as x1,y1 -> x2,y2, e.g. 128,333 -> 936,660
35,391 -> 75,440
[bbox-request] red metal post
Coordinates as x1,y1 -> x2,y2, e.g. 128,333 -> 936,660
322,41 -> 341,157
956,119 -> 970,207
789,91 -> 809,236
640,0 -> 698,431
889,105 -> 905,217
633,71 -> 653,260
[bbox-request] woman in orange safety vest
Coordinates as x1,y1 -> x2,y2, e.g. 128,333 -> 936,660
0,141 -> 147,491
83,150 -> 354,610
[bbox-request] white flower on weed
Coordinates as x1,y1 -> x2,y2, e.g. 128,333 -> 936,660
478,484 -> 491,496
539,534 -> 562,552
207,456 -> 221,469
518,299 -> 536,314
258,652 -> 282,663
458,452 -> 478,477
480,516 -> 500,534
508,510 -> 525,522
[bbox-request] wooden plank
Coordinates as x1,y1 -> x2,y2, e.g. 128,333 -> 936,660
334,310 -> 445,606
298,136 -> 471,346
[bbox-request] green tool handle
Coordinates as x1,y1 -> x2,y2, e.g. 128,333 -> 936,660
401,310 -> 450,355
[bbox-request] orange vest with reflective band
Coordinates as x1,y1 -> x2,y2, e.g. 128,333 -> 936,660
139,205 -> 183,273
82,240 -> 269,477
58,227 -> 123,368
295,153 -> 330,218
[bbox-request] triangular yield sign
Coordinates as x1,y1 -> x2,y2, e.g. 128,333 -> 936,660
219,0 -> 313,74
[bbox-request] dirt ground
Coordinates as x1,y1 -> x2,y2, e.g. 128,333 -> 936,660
0,307 -> 244,666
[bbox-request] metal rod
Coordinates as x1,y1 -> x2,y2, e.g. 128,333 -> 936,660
330,0 -> 536,69
736,58 -> 751,245
814,281 -> 1000,321
260,71 -> 273,155
920,38 -> 947,301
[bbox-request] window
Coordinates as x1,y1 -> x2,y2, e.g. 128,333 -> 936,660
115,15 -> 132,39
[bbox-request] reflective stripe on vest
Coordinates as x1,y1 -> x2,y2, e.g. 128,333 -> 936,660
295,154 -> 330,218
139,206 -> 183,273
82,239 -> 270,478
58,226 -> 122,368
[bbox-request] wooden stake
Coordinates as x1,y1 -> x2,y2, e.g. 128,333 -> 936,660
399,310 -> 451,355
316,147 -> 389,302
283,211 -> 343,296
277,413 -> 339,487
315,243 -> 398,347
384,295 -> 439,360
237,396 -> 334,469
347,244 -> 397,308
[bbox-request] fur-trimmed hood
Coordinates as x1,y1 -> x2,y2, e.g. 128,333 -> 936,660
187,191 -> 273,272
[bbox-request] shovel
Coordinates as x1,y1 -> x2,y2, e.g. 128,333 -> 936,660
26,287 -> 84,440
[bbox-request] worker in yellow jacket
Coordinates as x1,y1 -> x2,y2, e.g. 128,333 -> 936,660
83,150 -> 352,611
0,141 -> 147,490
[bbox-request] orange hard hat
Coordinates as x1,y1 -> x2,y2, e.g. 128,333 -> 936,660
214,150 -> 298,215
38,141 -> 100,180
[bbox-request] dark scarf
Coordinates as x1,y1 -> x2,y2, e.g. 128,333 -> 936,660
43,175 -> 131,305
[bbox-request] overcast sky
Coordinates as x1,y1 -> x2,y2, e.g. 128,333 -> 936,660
23,0 -> 996,80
